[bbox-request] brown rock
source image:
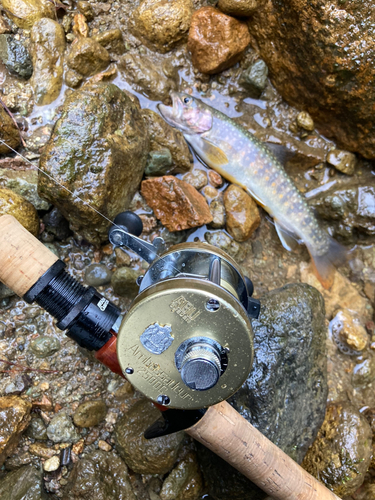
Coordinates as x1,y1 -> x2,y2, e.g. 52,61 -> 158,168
187,7 -> 250,74
0,187 -> 39,236
248,0 -> 375,158
0,396 -> 32,467
182,169 -> 207,190
130,0 -> 193,53
201,185 -> 220,204
73,400 -> 107,428
0,107 -> 20,154
72,13 -> 88,38
209,198 -> 226,229
223,184 -> 260,242
330,310 -> 368,353
92,29 -> 125,56
29,442 -> 58,459
208,170 -> 223,187
218,0 -> 258,17
0,15 -> 11,34
1,0 -> 55,29
326,149 -> 357,176
141,176 -> 212,231
67,38 -> 110,77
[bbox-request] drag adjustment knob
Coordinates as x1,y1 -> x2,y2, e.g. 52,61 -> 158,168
180,342 -> 222,391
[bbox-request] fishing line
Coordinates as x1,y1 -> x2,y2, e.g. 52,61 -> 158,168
0,137 -> 183,275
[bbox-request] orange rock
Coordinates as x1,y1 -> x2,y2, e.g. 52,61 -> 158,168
0,396 -> 31,467
223,184 -> 260,242
208,170 -> 223,187
141,176 -> 213,231
187,6 -> 250,74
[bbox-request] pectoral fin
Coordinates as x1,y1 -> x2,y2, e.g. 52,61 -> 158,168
274,220 -> 299,251
201,138 -> 229,166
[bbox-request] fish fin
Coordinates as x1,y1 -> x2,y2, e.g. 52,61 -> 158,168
274,221 -> 300,251
245,187 -> 267,209
264,143 -> 294,165
307,237 -> 348,289
201,138 -> 229,166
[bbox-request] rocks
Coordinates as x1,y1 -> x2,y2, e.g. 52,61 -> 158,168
0,15 -> 11,34
0,465 -> 44,500
38,83 -> 149,244
205,230 -> 246,261
188,7 -> 250,74
111,267 -> 140,296
0,168 -> 50,210
296,111 -> 314,132
218,0 -> 258,17
4,375 -> 30,396
73,400 -> 107,427
352,354 -> 375,386
92,29 -> 125,56
141,109 -> 193,174
240,59 -> 268,98
1,0 -> 54,29
326,149 -> 357,175
160,452 -> 203,500
63,450 -> 136,500
330,310 -> 368,354
141,176 -> 212,231
0,35 -> 33,79
0,396 -> 32,467
0,188 -> 39,236
30,18 -> 65,106
26,416 -> 47,440
29,336 -> 61,358
67,38 -> 110,77
42,208 -> 71,240
0,107 -> 20,154
114,399 -> 184,474
46,413 -> 80,443
130,0 -> 193,53
223,185 -> 260,242
208,170 -> 223,188
84,264 -> 112,287
199,284 -> 328,500
209,199 -> 226,229
183,169 -> 207,190
302,402 -> 372,497
145,149 -> 173,176
247,0 -> 375,158
43,455 -> 60,472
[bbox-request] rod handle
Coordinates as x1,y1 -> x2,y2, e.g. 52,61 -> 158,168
187,401 -> 341,500
0,215 -> 58,297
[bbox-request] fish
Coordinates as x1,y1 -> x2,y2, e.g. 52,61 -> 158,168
158,91 -> 347,288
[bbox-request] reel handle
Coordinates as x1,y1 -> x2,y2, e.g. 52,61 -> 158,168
0,215 -> 58,297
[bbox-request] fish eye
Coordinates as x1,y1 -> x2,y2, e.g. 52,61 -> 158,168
183,96 -> 192,104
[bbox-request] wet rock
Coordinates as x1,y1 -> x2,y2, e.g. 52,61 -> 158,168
309,179 -> 375,243
130,0 -> 193,53
43,455 -> 60,472
0,106 -> 20,154
0,465 -> 44,500
0,283 -> 14,300
209,198 -> 226,229
67,38 -> 110,77
46,413 -> 80,443
42,208 -> 71,241
72,13 -> 88,38
26,416 -> 47,440
0,15 -> 11,34
142,109 -> 193,174
145,149 -> 173,176
188,7 -> 250,74
77,1 -> 94,21
218,0 -> 258,16
296,111 -> 314,132
240,59 -> 268,98
114,247 -> 132,268
224,184 -> 260,242
248,0 -> 375,158
120,53 -> 177,101
208,170 -> 223,188
92,29 -> 125,56
111,267 -> 140,296
39,83 -> 149,244
1,0 -> 54,29
330,310 -> 368,354
0,168 -> 49,210
62,450 -> 136,500
65,69 -> 83,89
30,18 -> 65,106
0,35 -> 32,79
302,402 -> 372,497
73,400 -> 107,427
352,354 -> 375,386
84,264 -> 112,287
199,283 -> 328,500
98,439 -> 111,451
204,230 -> 246,261
160,452 -> 203,500
115,399 -> 184,474
141,176 -> 212,231
326,149 -> 357,176
0,396 -> 32,466
353,481 -> 375,500
0,187 -> 39,236
183,169 -> 207,190
201,185 -> 220,204
4,375 -> 31,396
29,336 -> 61,358
29,442 -> 57,459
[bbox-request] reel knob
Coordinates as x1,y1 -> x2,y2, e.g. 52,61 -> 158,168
180,342 -> 222,391
113,211 -> 143,237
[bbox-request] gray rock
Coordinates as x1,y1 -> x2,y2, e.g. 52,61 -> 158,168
145,148 -> 173,176
182,169 -> 208,190
26,416 -> 47,440
209,199 -> 226,229
204,230 -> 247,261
47,413 -> 80,443
198,283 -> 328,500
0,465 -> 45,500
0,168 -> 50,210
0,35 -> 33,79
42,208 -> 71,241
0,283 -> 15,300
4,375 -> 30,396
240,59 -> 268,97
326,149 -> 357,175
84,264 -> 112,287
29,336 -> 60,358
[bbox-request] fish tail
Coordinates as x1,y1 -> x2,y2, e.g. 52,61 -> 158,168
307,237 -> 348,289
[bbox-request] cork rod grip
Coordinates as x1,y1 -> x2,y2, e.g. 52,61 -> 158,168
187,401 -> 341,500
0,215 -> 58,297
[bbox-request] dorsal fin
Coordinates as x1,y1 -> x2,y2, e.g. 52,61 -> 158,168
200,138 -> 229,166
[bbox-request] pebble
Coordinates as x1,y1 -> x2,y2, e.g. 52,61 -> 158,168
330,309 -> 368,354
67,38 -> 110,77
205,230 -> 246,261
1,0 -> 55,29
111,267 -> 140,296
72,439 -> 84,455
201,185 -> 220,203
47,413 -> 81,443
29,336 -> 61,358
182,169 -> 208,190
218,0 -> 258,16
0,396 -> 32,467
115,247 -> 132,267
240,59 -> 268,98
188,6 -> 250,74
208,170 -> 223,187
145,149 -> 173,177
92,29 -> 126,56
0,15 -> 11,34
29,442 -> 57,459
326,149 -> 357,175
98,440 -> 112,451
77,0 -> 94,20
0,109 -> 20,154
73,400 -> 107,428
26,416 -> 48,440
43,455 -> 60,472
224,184 -> 260,242
84,264 -> 112,287
209,198 -> 226,229
352,354 -> 375,386
296,111 -> 315,131
0,35 -> 33,79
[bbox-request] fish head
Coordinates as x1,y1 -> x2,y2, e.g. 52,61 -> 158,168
158,92 -> 213,135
